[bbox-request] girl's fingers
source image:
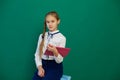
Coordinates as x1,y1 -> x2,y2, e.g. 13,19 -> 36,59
47,46 -> 51,51
38,71 -> 41,76
41,69 -> 45,77
47,44 -> 57,52
38,71 -> 42,77
48,44 -> 53,47
38,68 -> 45,77
47,45 -> 53,51
42,69 -> 45,77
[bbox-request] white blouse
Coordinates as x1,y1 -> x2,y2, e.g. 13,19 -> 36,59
34,30 -> 66,67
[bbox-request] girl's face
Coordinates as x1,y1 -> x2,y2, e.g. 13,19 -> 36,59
46,15 -> 60,32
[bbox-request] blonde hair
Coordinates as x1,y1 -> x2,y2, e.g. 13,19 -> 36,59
39,11 -> 60,58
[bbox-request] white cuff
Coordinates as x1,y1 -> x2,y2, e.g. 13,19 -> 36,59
54,54 -> 63,63
36,60 -> 42,68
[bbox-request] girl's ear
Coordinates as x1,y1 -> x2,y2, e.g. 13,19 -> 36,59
58,19 -> 60,24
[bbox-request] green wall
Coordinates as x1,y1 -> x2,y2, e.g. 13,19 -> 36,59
0,0 -> 120,80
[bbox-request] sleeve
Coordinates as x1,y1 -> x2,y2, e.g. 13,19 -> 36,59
54,36 -> 66,63
34,34 -> 42,68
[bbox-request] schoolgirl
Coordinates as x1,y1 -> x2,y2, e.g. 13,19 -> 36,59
32,11 -> 66,80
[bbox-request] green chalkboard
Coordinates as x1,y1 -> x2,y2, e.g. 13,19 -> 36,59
0,0 -> 120,80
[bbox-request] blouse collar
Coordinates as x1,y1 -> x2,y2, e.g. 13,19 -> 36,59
48,30 -> 59,34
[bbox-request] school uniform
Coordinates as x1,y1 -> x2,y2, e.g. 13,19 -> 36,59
33,30 -> 66,80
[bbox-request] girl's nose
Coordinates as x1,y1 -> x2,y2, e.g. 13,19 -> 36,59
49,22 -> 52,25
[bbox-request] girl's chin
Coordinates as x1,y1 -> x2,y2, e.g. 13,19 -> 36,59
48,28 -> 53,30
49,28 -> 54,31
48,28 -> 57,32
49,28 -> 53,29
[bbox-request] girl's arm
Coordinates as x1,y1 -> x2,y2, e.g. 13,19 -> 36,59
47,36 -> 66,63
34,34 -> 42,68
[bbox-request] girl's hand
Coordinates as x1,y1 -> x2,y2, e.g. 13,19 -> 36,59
47,44 -> 56,52
47,44 -> 58,57
38,65 -> 45,77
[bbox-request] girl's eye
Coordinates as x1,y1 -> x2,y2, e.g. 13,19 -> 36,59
46,21 -> 50,23
51,20 -> 55,23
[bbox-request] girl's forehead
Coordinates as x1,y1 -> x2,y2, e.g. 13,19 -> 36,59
46,15 -> 57,20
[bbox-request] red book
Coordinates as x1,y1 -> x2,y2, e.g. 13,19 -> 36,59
44,47 -> 70,57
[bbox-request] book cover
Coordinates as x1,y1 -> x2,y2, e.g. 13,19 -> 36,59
44,47 -> 70,57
